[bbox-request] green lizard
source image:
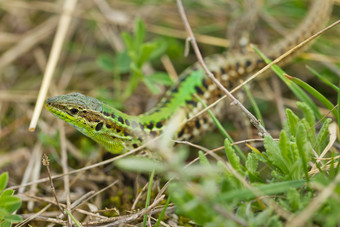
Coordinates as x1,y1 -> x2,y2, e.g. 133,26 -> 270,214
45,0 -> 333,154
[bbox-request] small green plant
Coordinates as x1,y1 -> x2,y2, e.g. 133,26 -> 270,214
116,102 -> 337,226
97,18 -> 173,103
0,172 -> 22,227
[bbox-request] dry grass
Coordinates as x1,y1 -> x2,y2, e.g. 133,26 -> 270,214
0,0 -> 339,226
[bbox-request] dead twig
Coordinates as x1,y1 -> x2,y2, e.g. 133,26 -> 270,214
42,154 -> 66,216
176,0 -> 269,137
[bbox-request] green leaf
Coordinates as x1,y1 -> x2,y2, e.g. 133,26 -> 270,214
264,135 -> 289,175
116,157 -> 166,173
246,153 -> 258,176
143,76 -> 161,94
0,220 -> 11,227
96,54 -> 115,72
149,39 -> 168,60
300,119 -> 315,146
297,102 -> 315,130
143,73 -> 174,94
287,188 -> 300,211
0,196 -> 21,213
138,43 -> 157,67
252,209 -> 273,226
278,130 -> 291,165
130,63 -> 143,78
0,207 -> 9,219
338,79 -> 340,132
198,151 -> 210,166
134,18 -> 146,49
3,214 -> 22,223
219,180 -> 305,202
0,173 -> 8,192
147,72 -> 174,86
224,139 -> 241,172
121,32 -> 134,51
296,122 -> 311,182
0,190 -> 14,198
115,51 -> 131,73
286,109 -> 299,137
315,118 -> 332,154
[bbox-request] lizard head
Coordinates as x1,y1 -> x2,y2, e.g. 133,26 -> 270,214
45,92 -> 142,154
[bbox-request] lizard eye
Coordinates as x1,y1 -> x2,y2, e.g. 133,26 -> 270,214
70,108 -> 79,114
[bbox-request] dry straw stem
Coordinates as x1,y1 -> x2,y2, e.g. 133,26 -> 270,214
29,0 -> 78,132
16,204 -> 52,227
309,123 -> 337,174
20,191 -> 104,224
51,183 -> 117,223
42,153 -> 65,216
176,0 -> 269,137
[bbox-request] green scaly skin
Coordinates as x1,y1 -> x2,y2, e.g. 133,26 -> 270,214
45,0 -> 333,154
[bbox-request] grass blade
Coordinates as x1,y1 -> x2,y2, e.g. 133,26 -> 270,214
244,84 -> 264,126
285,74 -> 338,122
143,169 -> 155,227
252,46 -> 322,119
306,65 -> 339,92
154,196 -> 171,227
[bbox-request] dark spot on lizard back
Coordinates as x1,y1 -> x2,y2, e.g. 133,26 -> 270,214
202,79 -> 209,89
245,59 -> 252,68
177,128 -> 185,138
95,122 -> 103,131
118,116 -> 124,124
125,119 -> 130,126
220,67 -> 226,75
235,62 -> 240,71
171,87 -> 179,93
179,74 -> 187,82
156,121 -> 163,128
124,131 -> 130,136
194,86 -> 204,95
185,100 -> 197,107
147,121 -> 154,130
195,118 -> 201,129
